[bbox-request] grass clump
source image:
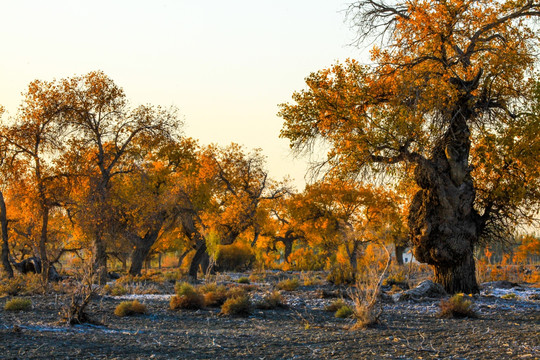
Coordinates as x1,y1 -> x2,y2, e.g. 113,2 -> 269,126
103,283 -> 129,296
276,278 -> 299,291
326,265 -> 355,285
114,300 -> 147,317
382,271 -> 407,288
255,291 -> 286,310
4,298 -> 32,311
439,293 -> 477,318
237,277 -> 250,284
335,305 -> 354,318
201,283 -> 229,307
324,299 -> 348,312
220,294 -> 251,316
0,274 -> 44,296
501,293 -> 518,300
170,282 -> 204,310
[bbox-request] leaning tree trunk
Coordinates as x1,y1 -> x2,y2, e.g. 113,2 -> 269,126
128,229 -> 161,276
408,113 -> 479,294
188,241 -> 207,280
0,190 -> 13,278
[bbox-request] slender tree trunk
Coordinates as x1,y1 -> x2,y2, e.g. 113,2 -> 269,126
395,245 -> 406,265
188,241 -> 207,280
283,239 -> 293,263
348,241 -> 360,272
250,229 -> 260,248
0,190 -> 13,278
39,206 -> 50,283
409,113 -> 479,294
177,249 -> 191,268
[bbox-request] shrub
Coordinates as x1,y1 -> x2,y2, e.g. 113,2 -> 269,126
0,277 -> 24,296
255,291 -> 286,310
202,284 -> 229,307
4,298 -> 32,311
220,294 -> 251,316
215,243 -> 255,271
352,303 -> 380,328
114,300 -> 147,317
0,274 -> 44,296
439,293 -> 477,318
327,265 -> 355,285
237,277 -> 250,284
287,247 -> 325,271
324,299 -> 348,312
226,285 -> 248,299
301,272 -> 323,286
170,282 -> 204,310
382,271 -> 407,286
335,305 -> 354,318
104,284 -> 129,296
276,278 -> 299,291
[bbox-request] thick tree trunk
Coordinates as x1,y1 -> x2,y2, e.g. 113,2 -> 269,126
92,233 -> 108,285
129,244 -> 153,276
433,249 -> 477,294
0,190 -> 13,278
128,230 -> 161,276
408,114 -> 479,294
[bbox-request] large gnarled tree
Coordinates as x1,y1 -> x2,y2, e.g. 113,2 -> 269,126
280,0 -> 540,293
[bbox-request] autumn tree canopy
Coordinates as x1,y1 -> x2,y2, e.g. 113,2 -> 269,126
279,0 -> 540,293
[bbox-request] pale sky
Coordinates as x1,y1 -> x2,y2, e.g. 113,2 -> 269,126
0,0 -> 366,189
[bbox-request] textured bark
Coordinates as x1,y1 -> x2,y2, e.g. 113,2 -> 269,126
178,210 -> 208,281
92,232 -> 108,285
0,190 -> 13,278
273,230 -> 303,263
408,113 -> 479,294
188,242 -> 207,280
128,228 -> 162,276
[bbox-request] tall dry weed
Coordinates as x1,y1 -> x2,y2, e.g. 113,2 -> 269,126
350,243 -> 391,330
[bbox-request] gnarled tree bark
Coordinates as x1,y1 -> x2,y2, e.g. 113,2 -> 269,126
409,109 -> 479,294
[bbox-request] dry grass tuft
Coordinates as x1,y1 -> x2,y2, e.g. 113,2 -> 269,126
237,277 -> 250,284
255,291 -> 286,310
335,305 -> 354,318
103,284 -> 128,296
324,299 -> 349,312
276,278 -> 300,291
170,282 -> 204,310
201,284 -> 229,307
220,294 -> 251,316
114,300 -> 147,317
0,274 -> 45,296
4,298 -> 32,311
439,293 -> 477,318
